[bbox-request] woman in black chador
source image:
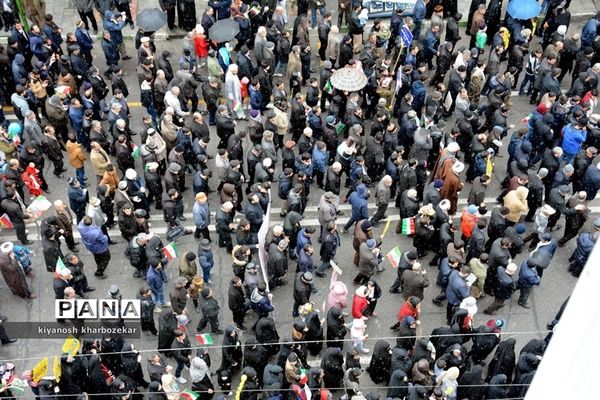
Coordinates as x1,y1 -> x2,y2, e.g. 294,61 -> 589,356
367,340 -> 392,384
178,0 -> 197,31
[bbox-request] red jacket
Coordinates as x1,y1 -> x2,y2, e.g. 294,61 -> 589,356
193,34 -> 210,58
352,292 -> 368,319
397,301 -> 418,322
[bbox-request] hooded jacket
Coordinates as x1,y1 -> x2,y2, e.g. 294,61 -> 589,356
250,287 -> 274,316
348,184 -> 369,220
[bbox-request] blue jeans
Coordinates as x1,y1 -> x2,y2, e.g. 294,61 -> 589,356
175,360 -> 186,378
412,19 -> 422,40
76,168 -> 86,185
201,266 -> 212,282
145,104 -> 158,127
563,152 -> 576,165
151,284 -> 165,306
519,74 -> 535,96
343,216 -> 358,231
311,4 -> 326,27
275,60 -> 288,75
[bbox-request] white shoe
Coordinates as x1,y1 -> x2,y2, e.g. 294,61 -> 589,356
164,302 -> 172,307
176,377 -> 187,384
361,348 -> 370,353
154,307 -> 162,314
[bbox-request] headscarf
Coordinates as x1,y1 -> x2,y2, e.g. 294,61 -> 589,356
189,357 -> 210,382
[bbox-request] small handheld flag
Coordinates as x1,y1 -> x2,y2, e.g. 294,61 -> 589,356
386,246 -> 402,269
161,242 -> 178,261
400,217 -> 415,235
195,333 -> 213,345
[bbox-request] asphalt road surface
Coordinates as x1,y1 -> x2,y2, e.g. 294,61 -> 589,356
0,15 -> 595,397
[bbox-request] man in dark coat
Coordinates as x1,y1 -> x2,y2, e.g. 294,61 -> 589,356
228,276 -> 246,330
292,271 -> 313,317
467,220 -> 487,262
484,263 -> 517,315
484,237 -> 512,296
1,188 -> 33,245
485,207 -> 509,252
582,162 -> 600,200
540,147 -> 563,200
268,239 -> 289,288
316,222 -> 340,277
573,147 -> 598,192
525,168 -> 548,221
0,242 -> 36,299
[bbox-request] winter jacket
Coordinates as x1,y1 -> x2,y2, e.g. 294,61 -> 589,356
320,231 -> 339,262
358,242 -> 377,277
561,124 -> 587,155
348,184 -> 369,221
77,221 -> 108,254
293,271 -> 312,305
193,202 -> 210,230
518,260 -> 541,289
494,267 -> 516,301
250,287 -> 274,317
198,248 -> 214,272
446,270 -> 469,306
146,265 -> 167,295
200,296 -> 220,318
126,238 -> 147,269
103,11 -> 126,44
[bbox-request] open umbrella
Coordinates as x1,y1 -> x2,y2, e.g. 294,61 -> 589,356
136,8 -> 167,32
507,0 -> 541,20
208,19 -> 241,43
329,67 -> 368,92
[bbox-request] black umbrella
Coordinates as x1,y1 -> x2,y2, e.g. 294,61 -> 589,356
208,19 -> 241,43
136,8 -> 168,32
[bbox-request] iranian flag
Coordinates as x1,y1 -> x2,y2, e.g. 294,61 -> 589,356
0,213 -> 12,229
401,217 -> 416,235
161,242 -> 178,261
8,131 -> 20,146
386,246 -> 402,268
180,390 -> 199,400
521,113 -> 533,124
195,333 -> 213,345
56,258 -> 67,273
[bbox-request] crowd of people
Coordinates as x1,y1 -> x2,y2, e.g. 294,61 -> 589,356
0,0 -> 599,398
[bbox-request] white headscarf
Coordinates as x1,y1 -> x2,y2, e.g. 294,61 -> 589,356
189,357 -> 210,382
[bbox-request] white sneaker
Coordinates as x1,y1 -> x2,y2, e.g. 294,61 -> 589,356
176,377 -> 187,384
164,302 -> 172,307
361,348 -> 370,353
154,307 -> 162,314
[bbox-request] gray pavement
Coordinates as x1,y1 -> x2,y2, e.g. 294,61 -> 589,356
0,4 -> 596,398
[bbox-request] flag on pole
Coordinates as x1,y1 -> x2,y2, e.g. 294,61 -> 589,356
180,390 -> 200,400
400,217 -> 416,235
0,214 -> 12,229
53,355 -> 61,382
56,258 -> 67,273
31,358 -> 48,383
257,190 -> 272,291
386,246 -> 402,268
195,333 -> 213,345
61,337 -> 81,357
27,196 -> 52,218
161,242 -> 178,261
